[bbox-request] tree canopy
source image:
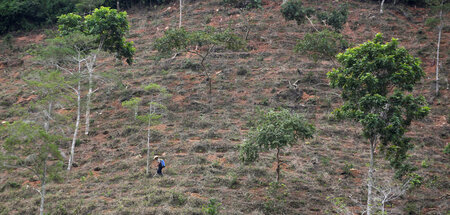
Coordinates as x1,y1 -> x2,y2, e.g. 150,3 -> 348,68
328,33 -> 430,176
240,108 -> 315,181
57,6 -> 135,65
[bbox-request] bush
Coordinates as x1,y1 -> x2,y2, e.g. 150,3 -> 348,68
263,182 -> 289,214
202,199 -> 221,215
281,0 -> 315,25
316,4 -> 348,32
444,143 -> 450,154
222,0 -> 262,9
295,29 -> 349,62
0,0 -> 77,34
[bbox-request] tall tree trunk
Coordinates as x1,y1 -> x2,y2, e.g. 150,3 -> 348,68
367,138 -> 376,215
435,0 -> 443,96
39,160 -> 47,215
85,69 -> 93,135
146,103 -> 152,175
44,102 -> 52,132
179,0 -> 182,28
117,0 -> 120,11
85,53 -> 98,136
68,81 -> 81,171
380,0 -> 386,14
276,147 -> 280,182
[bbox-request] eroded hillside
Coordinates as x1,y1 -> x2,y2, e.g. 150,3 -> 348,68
0,0 -> 448,214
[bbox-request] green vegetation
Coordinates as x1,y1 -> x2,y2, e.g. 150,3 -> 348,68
154,27 -> 245,95
240,108 -> 315,182
0,0 -> 445,214
0,121 -> 64,215
222,0 -> 262,9
0,0 -> 77,34
0,0 -> 176,34
281,0 -> 315,25
316,4 -> 348,32
202,198 -> 221,215
57,6 -> 135,65
328,33 -> 430,215
122,97 -> 142,120
295,29 -> 349,62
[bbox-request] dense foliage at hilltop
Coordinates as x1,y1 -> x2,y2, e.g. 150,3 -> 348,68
0,0 -> 175,34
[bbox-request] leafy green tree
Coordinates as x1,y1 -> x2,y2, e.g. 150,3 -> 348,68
58,6 -> 136,135
0,121 -> 64,215
223,0 -> 262,40
327,33 -> 430,215
281,0 -> 315,25
316,4 -> 348,32
122,97 -> 142,120
0,0 -> 77,34
136,83 -> 170,175
240,108 -> 315,182
24,70 -> 68,132
154,27 -> 245,96
295,29 -> 349,63
36,31 -> 97,171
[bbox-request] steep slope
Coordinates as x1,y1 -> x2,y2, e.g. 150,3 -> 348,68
0,0 -> 448,214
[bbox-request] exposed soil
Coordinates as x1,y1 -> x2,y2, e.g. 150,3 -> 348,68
0,0 -> 448,214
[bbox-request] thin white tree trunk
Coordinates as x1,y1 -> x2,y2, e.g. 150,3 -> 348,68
44,102 -> 52,132
367,138 -> 376,215
68,81 -> 81,171
380,0 -> 386,14
39,160 -> 47,215
276,147 -> 280,182
435,0 -> 443,96
85,53 -> 98,136
179,0 -> 182,28
134,105 -> 138,120
85,70 -> 92,135
146,103 -> 152,175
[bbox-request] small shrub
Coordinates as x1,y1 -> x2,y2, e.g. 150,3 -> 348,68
263,182 -> 289,214
2,34 -> 13,50
444,143 -> 450,154
226,172 -> 239,189
281,0 -> 315,25
170,190 -> 187,206
342,162 -> 354,175
425,17 -> 440,28
295,29 -> 349,62
316,4 -> 348,32
202,198 -> 221,215
6,181 -> 21,189
222,0 -> 262,9
237,67 -> 249,76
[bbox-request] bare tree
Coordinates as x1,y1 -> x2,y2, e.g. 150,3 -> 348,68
374,178 -> 412,214
435,0 -> 443,96
179,0 -> 182,28
38,32 -> 97,171
380,0 -> 386,14
84,42 -> 103,136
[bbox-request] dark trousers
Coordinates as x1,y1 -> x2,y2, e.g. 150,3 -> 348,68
157,165 -> 164,176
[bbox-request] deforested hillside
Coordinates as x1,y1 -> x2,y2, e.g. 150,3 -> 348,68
0,0 -> 448,214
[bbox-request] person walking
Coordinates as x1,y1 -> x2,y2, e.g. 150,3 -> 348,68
154,155 -> 165,176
